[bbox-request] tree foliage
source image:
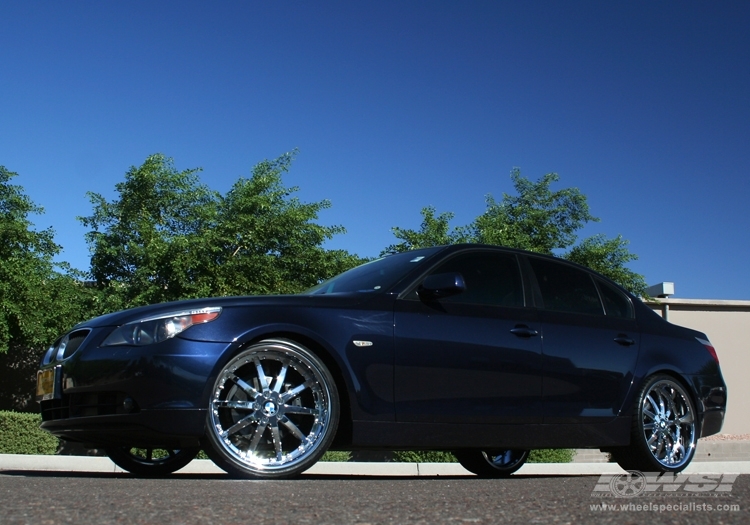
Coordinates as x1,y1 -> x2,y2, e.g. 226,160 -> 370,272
80,151 -> 362,308
0,167 -> 96,411
383,207 -> 469,253
386,169 -> 647,296
0,167 -> 91,353
471,169 -> 597,253
80,154 -> 219,307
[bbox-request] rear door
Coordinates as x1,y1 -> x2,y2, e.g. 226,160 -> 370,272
527,256 -> 640,424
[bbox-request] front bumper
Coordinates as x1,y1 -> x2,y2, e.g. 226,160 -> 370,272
37,329 -> 231,448
39,408 -> 207,448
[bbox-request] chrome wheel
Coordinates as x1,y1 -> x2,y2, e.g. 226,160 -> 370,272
640,377 -> 696,469
453,449 -> 529,477
611,375 -> 697,473
205,339 -> 339,479
106,447 -> 200,477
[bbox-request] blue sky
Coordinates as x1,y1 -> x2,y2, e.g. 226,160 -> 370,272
1,1 -> 748,299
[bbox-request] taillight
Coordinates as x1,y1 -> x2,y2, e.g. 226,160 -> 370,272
696,337 -> 719,364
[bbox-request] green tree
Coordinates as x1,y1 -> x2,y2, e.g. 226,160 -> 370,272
0,166 -> 93,411
80,153 -> 218,308
206,152 -> 361,296
471,169 -> 597,253
386,168 -> 647,295
383,206 -> 469,254
0,166 -> 60,353
565,234 -> 645,296
80,151 -> 362,308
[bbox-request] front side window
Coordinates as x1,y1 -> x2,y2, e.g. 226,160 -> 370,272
422,251 -> 524,307
529,257 -> 603,315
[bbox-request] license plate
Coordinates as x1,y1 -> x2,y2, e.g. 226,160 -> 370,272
36,367 -> 61,401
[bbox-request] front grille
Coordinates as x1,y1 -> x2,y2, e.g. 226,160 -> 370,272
40,392 -> 137,421
43,329 -> 91,364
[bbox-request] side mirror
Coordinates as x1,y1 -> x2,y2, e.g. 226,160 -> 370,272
417,272 -> 466,302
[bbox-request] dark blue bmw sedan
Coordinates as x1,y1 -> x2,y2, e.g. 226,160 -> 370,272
37,244 -> 727,478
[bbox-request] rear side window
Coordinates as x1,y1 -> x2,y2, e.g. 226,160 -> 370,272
597,279 -> 635,318
427,251 -> 524,307
529,257 -> 603,315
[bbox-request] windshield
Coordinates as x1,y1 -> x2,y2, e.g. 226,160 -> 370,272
304,247 -> 442,295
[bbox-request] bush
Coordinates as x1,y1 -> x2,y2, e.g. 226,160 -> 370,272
321,450 -> 352,462
391,449 -> 575,463
393,451 -> 457,463
0,410 -> 59,454
528,449 -> 576,463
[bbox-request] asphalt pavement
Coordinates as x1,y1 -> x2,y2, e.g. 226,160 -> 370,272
2,453 -> 750,476
1,464 -> 748,525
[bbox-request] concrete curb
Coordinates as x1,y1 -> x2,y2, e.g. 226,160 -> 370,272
2,455 -> 750,476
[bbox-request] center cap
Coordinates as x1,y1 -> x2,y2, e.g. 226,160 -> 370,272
263,401 -> 278,417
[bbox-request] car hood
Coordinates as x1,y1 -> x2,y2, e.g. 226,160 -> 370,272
75,293 -> 375,329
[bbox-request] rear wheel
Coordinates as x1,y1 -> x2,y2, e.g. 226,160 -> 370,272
611,374 -> 697,472
204,339 -> 339,479
453,449 -> 529,478
106,447 -> 200,477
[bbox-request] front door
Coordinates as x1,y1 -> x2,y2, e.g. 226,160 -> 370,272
394,250 -> 543,425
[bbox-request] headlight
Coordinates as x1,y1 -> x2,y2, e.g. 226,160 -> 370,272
102,307 -> 222,347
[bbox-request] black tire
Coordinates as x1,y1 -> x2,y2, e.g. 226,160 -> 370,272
204,339 -> 340,479
106,447 -> 200,477
453,449 -> 529,478
611,374 -> 697,473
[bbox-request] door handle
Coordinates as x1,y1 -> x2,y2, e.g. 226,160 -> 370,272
614,335 -> 635,346
510,326 -> 539,338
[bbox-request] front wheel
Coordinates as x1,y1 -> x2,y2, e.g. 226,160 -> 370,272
453,449 -> 529,478
105,447 -> 200,477
204,339 -> 340,479
611,374 -> 697,473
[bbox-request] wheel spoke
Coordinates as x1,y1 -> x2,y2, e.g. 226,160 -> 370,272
280,416 -> 306,441
677,412 -> 694,425
270,423 -> 283,461
654,434 -> 665,457
658,394 -> 667,418
247,421 -> 268,453
230,374 -> 260,399
283,404 -> 318,416
273,363 -> 289,393
661,386 -> 679,417
222,414 -> 258,438
215,399 -> 254,410
281,380 -> 313,403
254,358 -> 269,390
645,394 -> 661,416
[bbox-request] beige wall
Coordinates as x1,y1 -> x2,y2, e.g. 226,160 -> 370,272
648,299 -> 750,435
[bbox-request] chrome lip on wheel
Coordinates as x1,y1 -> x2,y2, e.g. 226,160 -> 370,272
209,342 -> 333,474
641,379 -> 696,469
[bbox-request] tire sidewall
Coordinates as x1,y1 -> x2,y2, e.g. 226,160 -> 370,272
106,447 -> 200,477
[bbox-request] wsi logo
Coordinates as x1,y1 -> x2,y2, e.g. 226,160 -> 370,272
592,471 -> 740,498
